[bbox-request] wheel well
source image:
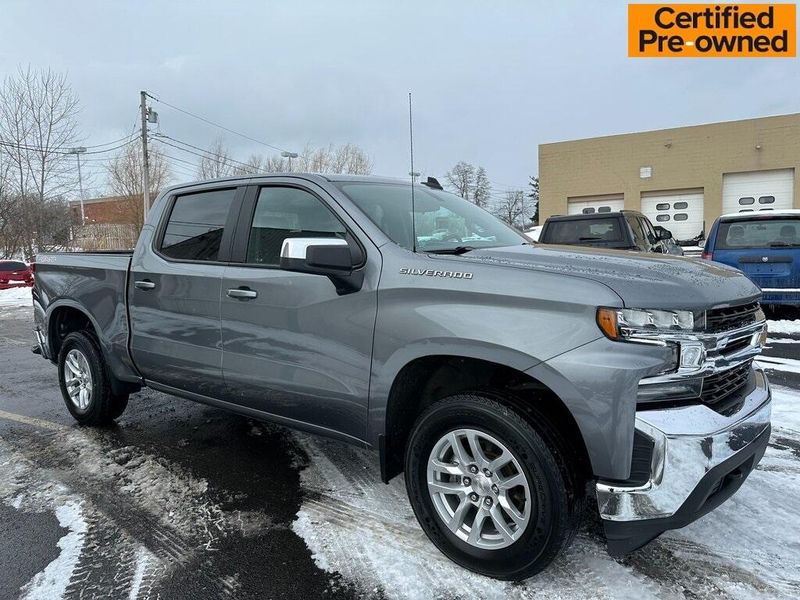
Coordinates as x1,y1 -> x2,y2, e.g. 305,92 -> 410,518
381,355 -> 591,483
48,306 -> 98,360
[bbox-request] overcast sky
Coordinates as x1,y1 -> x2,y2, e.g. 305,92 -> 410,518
2,0 -> 799,196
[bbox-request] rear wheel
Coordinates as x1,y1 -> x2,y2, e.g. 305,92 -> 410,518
404,393 -> 582,580
58,331 -> 129,425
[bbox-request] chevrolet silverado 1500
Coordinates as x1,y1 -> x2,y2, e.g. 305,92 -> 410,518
32,174 -> 771,580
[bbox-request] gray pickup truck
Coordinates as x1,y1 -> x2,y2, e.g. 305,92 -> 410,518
32,174 -> 771,580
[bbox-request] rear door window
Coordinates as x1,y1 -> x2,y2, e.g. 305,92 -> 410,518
717,218 -> 800,249
160,188 -> 237,261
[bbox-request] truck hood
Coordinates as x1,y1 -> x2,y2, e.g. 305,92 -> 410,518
455,244 -> 761,310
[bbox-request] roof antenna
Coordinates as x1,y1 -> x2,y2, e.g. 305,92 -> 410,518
408,92 -> 417,253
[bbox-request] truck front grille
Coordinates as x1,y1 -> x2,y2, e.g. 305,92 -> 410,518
701,360 -> 753,411
705,302 -> 759,333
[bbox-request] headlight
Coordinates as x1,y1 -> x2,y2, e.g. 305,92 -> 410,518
596,307 -> 695,341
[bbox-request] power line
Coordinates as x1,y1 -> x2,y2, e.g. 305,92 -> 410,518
0,136 -> 139,156
151,135 -> 260,174
145,91 -> 291,154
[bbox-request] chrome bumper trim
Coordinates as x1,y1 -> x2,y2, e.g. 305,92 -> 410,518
762,288 -> 800,293
596,366 -> 771,522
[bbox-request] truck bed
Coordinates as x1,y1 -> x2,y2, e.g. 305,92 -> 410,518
33,250 -> 135,384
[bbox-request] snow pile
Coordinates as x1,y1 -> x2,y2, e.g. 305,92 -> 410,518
0,286 -> 32,309
768,320 -> 800,336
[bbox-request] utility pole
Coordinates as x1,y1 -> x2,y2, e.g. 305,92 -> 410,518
69,147 -> 87,222
140,91 -> 151,222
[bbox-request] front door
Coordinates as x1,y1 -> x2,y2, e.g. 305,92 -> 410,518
220,183 -> 377,442
129,185 -> 242,397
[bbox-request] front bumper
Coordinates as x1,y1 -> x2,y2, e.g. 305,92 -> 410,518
597,366 -> 771,555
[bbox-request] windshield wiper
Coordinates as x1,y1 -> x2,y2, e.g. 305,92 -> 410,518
427,246 -> 476,255
578,236 -> 603,241
769,241 -> 800,247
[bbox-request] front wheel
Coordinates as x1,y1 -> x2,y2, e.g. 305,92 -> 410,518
404,393 -> 582,580
58,331 -> 129,425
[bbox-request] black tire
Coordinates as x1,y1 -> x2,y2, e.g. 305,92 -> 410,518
57,331 -> 129,425
404,393 -> 583,580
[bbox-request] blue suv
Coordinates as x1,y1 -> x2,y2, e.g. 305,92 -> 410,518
703,210 -> 800,306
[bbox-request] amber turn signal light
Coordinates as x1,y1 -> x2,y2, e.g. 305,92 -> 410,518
596,308 -> 619,340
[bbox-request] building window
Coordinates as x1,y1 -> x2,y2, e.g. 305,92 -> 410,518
656,214 -> 670,222
640,166 -> 652,178
597,206 -> 611,213
656,202 -> 670,211
738,197 -> 755,205
582,208 -> 596,214
758,195 -> 775,204
673,201 -> 688,209
674,213 -> 688,221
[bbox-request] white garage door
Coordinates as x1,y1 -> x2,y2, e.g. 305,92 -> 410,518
567,195 -> 624,215
723,169 -> 794,215
641,189 -> 704,241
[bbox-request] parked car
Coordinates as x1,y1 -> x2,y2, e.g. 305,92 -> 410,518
0,260 -> 34,289
539,211 -> 683,255
703,209 -> 800,306
32,175 -> 770,580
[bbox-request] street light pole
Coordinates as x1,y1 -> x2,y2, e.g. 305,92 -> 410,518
280,151 -> 298,172
69,147 -> 87,222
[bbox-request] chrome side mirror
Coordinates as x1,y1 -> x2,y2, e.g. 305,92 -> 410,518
279,237 -> 363,294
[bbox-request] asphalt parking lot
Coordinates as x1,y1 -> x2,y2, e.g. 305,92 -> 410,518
1,298 -> 799,600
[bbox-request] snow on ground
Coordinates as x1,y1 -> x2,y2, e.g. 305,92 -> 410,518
0,422 -> 251,598
768,319 -> 800,336
0,285 -> 33,309
291,387 -> 800,600
19,501 -> 88,600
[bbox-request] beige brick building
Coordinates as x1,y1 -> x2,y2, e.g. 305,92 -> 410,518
538,113 -> 800,242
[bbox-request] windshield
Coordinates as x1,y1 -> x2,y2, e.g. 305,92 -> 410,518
335,182 -> 527,252
717,217 -> 800,249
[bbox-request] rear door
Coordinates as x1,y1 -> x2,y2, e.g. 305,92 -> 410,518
219,181 -> 378,442
129,185 -> 244,396
711,215 -> 800,296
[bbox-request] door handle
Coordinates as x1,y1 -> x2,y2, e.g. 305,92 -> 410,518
134,280 -> 156,290
226,287 -> 258,299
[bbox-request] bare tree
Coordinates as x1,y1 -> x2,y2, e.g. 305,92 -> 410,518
248,143 -> 372,175
232,154 -> 265,176
197,137 -> 235,179
493,190 -> 525,229
473,167 -> 491,208
0,66 -> 81,255
445,161 -> 476,201
105,143 -> 170,226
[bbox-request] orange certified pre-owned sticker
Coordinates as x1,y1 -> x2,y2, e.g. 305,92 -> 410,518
628,3 -> 796,57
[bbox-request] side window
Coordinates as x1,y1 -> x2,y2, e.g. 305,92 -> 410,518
160,188 -> 236,261
625,216 -> 647,248
641,217 -> 657,242
246,186 -> 346,266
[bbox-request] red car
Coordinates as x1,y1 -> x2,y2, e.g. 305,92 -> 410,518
0,260 -> 34,289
